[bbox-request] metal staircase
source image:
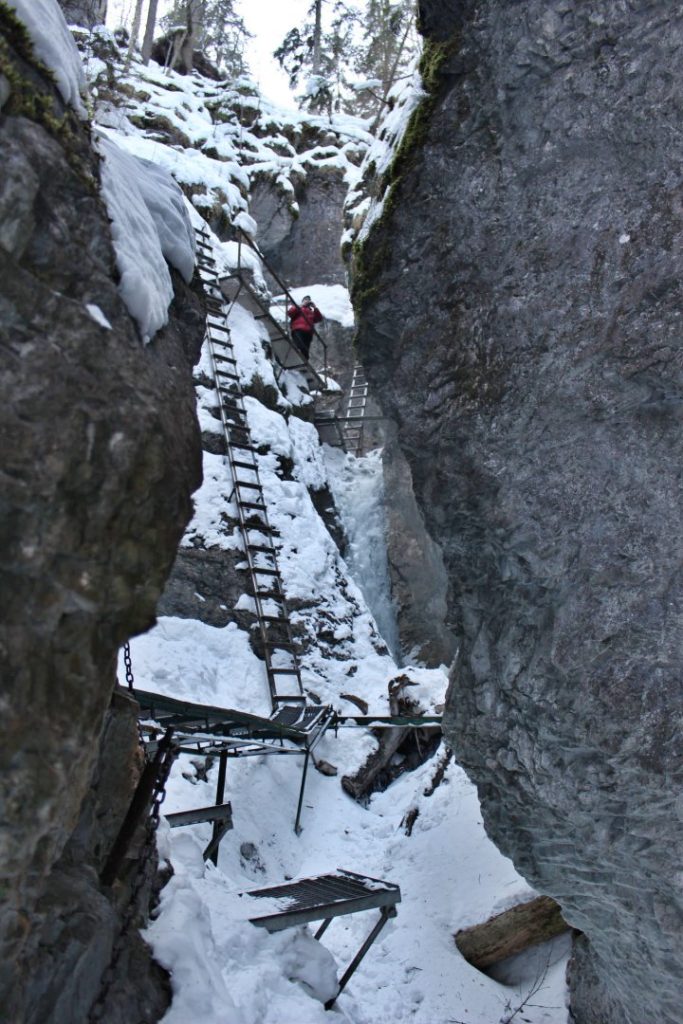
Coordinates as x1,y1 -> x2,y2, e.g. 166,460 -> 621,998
218,228 -> 330,393
195,225 -> 305,709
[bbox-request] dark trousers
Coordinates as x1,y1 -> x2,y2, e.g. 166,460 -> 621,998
291,329 -> 312,360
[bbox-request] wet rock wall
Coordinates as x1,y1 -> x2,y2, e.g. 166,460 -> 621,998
353,2 -> 683,1022
0,14 -> 203,1022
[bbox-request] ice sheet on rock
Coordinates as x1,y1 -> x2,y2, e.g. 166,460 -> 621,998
124,617 -> 270,715
9,0 -> 87,117
325,447 -> 402,664
97,135 -> 174,342
132,157 -> 196,282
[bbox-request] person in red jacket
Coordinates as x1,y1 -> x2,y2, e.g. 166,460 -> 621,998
287,294 -> 322,360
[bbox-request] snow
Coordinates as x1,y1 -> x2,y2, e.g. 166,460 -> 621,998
345,59 -> 426,246
97,136 -> 178,341
8,0 -> 87,117
181,451 -> 241,552
128,616 -> 270,715
234,211 -> 258,237
225,305 -> 278,392
273,283 -> 355,329
84,303 -> 112,330
82,37 -> 570,1024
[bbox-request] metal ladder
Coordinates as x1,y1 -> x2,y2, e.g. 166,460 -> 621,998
341,361 -> 369,457
195,226 -> 305,709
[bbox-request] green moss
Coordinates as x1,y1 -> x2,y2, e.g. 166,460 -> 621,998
350,236 -> 390,309
0,4 -> 83,156
351,30 -> 461,316
130,111 -> 192,148
386,33 -> 460,188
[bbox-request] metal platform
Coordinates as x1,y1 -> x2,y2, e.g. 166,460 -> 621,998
241,869 -> 401,1009
166,802 -> 233,864
131,686 -> 334,833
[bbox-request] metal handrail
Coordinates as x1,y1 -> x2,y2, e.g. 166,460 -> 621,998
235,227 -> 329,383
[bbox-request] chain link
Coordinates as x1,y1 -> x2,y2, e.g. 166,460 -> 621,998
88,729 -> 177,1024
123,641 -> 135,691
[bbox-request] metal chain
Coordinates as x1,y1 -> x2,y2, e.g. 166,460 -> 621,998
88,730 -> 178,1024
123,641 -> 135,691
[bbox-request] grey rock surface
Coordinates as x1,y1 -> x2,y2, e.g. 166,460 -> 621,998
57,0 -> 107,29
382,426 -> 457,668
0,25 -> 203,1023
353,2 -> 683,1022
249,169 -> 349,288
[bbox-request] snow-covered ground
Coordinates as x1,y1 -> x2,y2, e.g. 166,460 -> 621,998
124,232 -> 569,1019
17,5 -> 570,1019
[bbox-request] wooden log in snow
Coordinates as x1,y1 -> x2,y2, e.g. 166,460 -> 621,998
454,895 -> 569,969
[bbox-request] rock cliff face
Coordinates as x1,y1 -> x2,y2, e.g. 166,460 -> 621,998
0,13 -> 203,1021
58,0 -> 107,28
249,169 -> 349,288
353,2 -> 683,1022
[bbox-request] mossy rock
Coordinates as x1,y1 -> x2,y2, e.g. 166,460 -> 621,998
129,111 -> 192,148
0,4 -> 88,170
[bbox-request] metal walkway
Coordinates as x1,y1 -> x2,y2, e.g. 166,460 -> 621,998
133,685 -> 335,834
218,227 -> 330,393
195,225 -> 305,710
241,869 -> 401,1009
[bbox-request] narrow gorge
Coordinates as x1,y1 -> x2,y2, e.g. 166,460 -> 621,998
1,2 -> 681,1024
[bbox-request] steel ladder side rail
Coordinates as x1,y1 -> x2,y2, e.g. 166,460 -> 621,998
195,229 -> 305,708
342,362 -> 369,457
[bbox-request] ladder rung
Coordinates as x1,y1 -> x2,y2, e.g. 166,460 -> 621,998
246,522 -> 278,535
232,460 -> 258,472
269,668 -> 300,676
231,442 -> 258,454
261,615 -> 288,625
240,501 -> 267,512
252,566 -> 280,577
263,640 -> 296,651
256,588 -> 284,600
235,479 -> 261,489
272,695 -> 306,703
247,544 -> 275,555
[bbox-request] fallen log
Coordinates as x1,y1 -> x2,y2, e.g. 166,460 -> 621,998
455,895 -> 569,970
341,724 -> 409,800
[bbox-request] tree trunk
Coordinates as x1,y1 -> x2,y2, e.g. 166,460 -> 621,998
455,895 -> 570,970
312,0 -> 322,75
125,0 -> 144,65
141,0 -> 159,64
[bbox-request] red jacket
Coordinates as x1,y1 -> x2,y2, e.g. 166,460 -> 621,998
288,302 -> 322,334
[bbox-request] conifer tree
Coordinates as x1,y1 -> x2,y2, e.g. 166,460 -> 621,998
274,0 -> 418,119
